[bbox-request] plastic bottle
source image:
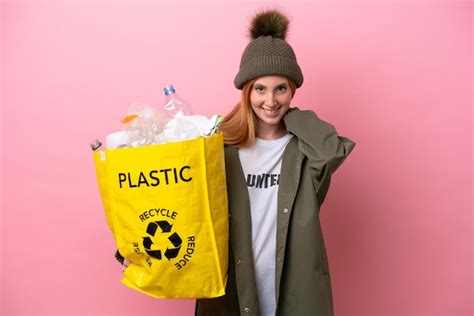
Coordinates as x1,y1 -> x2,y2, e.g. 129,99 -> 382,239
163,85 -> 193,116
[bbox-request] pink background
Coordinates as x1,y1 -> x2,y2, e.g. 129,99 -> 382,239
1,0 -> 472,315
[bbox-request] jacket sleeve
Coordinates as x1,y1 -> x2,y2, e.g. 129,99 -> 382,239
284,108 -> 356,204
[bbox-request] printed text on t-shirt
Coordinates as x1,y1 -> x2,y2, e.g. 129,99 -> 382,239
246,173 -> 280,189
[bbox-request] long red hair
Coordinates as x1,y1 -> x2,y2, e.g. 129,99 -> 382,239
220,79 -> 296,147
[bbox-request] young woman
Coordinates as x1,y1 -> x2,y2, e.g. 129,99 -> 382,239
195,10 -> 356,316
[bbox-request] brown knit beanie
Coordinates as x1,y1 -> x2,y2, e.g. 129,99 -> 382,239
234,10 -> 304,89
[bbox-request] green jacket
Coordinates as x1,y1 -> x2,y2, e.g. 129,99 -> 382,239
196,108 -> 356,316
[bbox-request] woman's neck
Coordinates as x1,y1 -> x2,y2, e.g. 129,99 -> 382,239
256,122 -> 287,140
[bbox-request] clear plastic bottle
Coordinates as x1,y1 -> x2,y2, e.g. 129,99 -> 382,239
163,85 -> 193,117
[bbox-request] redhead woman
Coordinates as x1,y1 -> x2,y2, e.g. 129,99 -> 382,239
195,9 -> 356,316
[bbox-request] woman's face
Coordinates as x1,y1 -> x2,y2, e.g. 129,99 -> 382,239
250,76 -> 292,133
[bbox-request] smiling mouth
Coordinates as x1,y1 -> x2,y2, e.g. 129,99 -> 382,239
262,106 -> 281,114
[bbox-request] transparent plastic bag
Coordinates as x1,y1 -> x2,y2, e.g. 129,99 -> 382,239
122,103 -> 168,147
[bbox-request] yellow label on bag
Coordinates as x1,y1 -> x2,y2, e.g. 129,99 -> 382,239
93,133 -> 228,299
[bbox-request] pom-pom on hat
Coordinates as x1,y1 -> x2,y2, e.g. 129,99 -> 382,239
234,9 -> 304,89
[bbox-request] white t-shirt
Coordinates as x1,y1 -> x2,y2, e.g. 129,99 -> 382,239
238,134 -> 293,316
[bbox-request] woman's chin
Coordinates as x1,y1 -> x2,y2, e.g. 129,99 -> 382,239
258,115 -> 283,127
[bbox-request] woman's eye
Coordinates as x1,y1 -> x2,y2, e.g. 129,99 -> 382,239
277,86 -> 287,93
255,86 -> 264,92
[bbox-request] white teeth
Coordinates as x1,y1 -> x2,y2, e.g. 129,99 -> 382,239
263,107 -> 280,113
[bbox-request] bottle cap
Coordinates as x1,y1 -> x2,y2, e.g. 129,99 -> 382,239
90,139 -> 102,151
164,85 -> 176,96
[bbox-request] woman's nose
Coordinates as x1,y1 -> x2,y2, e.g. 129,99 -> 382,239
265,93 -> 276,106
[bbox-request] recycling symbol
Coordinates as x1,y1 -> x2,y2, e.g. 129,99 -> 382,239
142,221 -> 182,260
